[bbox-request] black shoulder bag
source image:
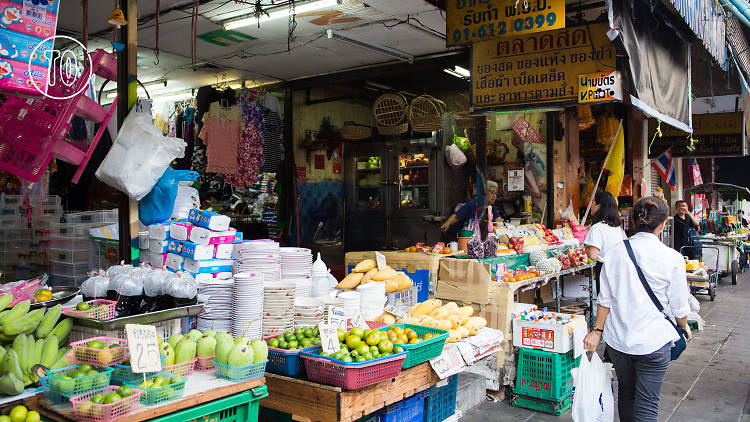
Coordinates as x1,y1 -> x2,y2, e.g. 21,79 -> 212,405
623,240 -> 688,360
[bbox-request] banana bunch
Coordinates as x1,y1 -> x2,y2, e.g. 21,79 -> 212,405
0,333 -> 71,395
0,295 -> 73,345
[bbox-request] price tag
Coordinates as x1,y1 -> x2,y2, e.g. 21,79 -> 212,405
508,168 -> 524,192
384,304 -> 408,321
350,311 -> 370,331
375,252 -> 386,271
328,305 -> 347,330
429,344 -> 466,380
318,323 -> 341,354
125,324 -> 162,373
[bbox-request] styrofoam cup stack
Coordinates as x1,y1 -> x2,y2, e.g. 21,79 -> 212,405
280,247 -> 313,278
337,291 -> 361,318
262,281 -> 295,337
356,282 -> 387,320
197,278 -> 233,332
294,297 -> 324,328
232,272 -> 264,339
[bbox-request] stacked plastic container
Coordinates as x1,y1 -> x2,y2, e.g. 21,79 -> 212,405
0,195 -> 30,282
28,195 -> 63,279
50,210 -> 118,286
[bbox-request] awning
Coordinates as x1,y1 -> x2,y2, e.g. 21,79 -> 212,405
608,0 -> 693,132
727,16 -> 750,78
664,0 -> 727,69
684,182 -> 750,198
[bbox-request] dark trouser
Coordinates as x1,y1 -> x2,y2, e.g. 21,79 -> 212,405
606,343 -> 671,422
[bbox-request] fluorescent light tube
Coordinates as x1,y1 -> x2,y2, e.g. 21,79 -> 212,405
326,29 -> 414,63
224,0 -> 339,30
453,66 -> 470,77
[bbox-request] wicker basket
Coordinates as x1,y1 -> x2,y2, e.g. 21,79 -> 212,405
377,122 -> 408,136
341,125 -> 372,141
373,93 -> 408,126
409,95 -> 446,132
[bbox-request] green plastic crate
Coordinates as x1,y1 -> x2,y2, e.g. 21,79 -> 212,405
148,385 -> 268,422
376,324 -> 449,368
510,391 -> 573,416
515,348 -> 580,401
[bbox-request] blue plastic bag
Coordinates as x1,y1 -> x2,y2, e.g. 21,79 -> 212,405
139,167 -> 199,225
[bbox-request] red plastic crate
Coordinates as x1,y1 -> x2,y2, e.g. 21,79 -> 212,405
70,337 -> 129,367
62,300 -> 117,320
69,385 -> 142,422
300,348 -> 407,390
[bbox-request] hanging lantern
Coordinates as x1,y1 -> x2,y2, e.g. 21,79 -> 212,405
107,7 -> 128,27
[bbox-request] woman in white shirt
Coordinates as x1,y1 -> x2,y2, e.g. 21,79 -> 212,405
584,191 -> 627,293
584,197 -> 691,422
584,191 -> 627,262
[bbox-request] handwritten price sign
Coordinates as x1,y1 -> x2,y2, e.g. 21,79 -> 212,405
125,324 -> 162,373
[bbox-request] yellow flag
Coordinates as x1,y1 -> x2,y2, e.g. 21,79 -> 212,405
603,120 -> 624,199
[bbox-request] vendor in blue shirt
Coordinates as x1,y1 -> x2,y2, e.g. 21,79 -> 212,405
441,181 -> 503,241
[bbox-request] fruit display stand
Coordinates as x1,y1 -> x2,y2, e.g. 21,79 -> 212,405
260,361 -> 439,422
32,371 -> 266,421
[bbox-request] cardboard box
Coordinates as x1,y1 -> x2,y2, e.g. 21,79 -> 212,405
345,251 -> 446,302
436,258 -> 492,304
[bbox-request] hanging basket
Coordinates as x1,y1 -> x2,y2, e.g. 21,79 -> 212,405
377,122 -> 409,136
373,93 -> 408,127
341,125 -> 372,141
409,95 -> 446,132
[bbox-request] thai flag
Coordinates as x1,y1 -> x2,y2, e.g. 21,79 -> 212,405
652,149 -> 676,190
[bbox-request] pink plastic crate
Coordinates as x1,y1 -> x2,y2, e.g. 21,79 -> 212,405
70,337 -> 129,367
62,300 -> 117,320
300,349 -> 407,390
70,386 -> 142,422
195,356 -> 215,372
162,359 -> 196,377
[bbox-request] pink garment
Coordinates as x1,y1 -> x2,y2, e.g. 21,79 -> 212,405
199,116 -> 240,175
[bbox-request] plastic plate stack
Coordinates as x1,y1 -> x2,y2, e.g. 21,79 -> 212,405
356,281 -> 387,320
197,278 -> 233,332
235,240 -> 280,284
280,247 -> 312,277
232,272 -> 264,339
262,281 -> 295,337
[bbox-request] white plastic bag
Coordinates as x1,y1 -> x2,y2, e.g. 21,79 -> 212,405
171,185 -> 200,219
96,112 -> 186,200
445,143 -> 467,168
571,352 -> 614,422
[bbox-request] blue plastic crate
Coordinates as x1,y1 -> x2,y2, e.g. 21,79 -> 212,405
424,375 -> 457,422
377,391 -> 427,422
346,266 -> 430,302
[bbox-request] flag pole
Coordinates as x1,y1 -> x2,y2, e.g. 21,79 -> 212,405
581,120 -> 622,226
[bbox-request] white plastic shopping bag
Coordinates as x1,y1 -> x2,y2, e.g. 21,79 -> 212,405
96,112 -> 186,201
571,352 -> 614,422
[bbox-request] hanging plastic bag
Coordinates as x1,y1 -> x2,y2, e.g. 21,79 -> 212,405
172,184 -> 200,220
96,112 -> 187,201
138,167 -> 199,225
445,143 -> 467,168
81,271 -> 110,301
571,352 -> 615,422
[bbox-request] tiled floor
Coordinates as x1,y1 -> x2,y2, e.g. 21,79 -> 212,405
461,270 -> 750,421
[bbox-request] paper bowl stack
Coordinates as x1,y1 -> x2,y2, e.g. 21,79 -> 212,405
232,272 -> 264,339
262,281 -> 295,337
294,297 -> 324,328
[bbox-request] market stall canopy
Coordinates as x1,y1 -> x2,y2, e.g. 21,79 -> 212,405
684,182 -> 750,198
56,0 -> 449,92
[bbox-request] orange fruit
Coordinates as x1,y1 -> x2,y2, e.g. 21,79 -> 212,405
398,334 -> 408,344
409,338 -> 419,344
443,247 -> 452,254
406,330 -> 417,340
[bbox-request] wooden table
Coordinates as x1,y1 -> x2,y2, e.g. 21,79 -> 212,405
261,362 -> 440,422
31,371 -> 265,421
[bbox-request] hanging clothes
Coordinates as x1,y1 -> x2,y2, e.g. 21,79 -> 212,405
223,88 -> 264,187
175,106 -> 195,171
199,102 -> 242,175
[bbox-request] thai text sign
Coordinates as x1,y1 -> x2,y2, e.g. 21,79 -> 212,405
446,0 -> 565,46
578,71 -> 622,103
648,113 -> 747,157
471,23 -> 616,110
